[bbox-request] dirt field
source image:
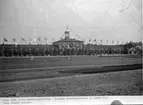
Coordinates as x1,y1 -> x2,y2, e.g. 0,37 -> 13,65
0,69 -> 142,96
0,55 -> 141,70
0,55 -> 142,96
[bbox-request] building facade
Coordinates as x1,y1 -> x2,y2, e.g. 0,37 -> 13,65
53,27 -> 83,50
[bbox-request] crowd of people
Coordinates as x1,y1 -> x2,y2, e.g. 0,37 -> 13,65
0,44 -> 125,57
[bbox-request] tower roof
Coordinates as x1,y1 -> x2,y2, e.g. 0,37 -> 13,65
65,26 -> 70,32
53,26 -> 83,44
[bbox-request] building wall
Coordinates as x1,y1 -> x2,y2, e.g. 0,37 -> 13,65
53,41 -> 83,49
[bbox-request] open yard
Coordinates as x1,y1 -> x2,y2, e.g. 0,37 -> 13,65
0,55 -> 142,96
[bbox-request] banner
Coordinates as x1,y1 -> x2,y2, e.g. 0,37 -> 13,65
1,96 -> 143,105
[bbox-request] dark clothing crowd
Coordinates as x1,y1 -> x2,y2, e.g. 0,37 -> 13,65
0,44 -> 126,57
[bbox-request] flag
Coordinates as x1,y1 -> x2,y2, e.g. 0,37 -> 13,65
52,38 -> 55,42
33,36 -> 37,42
29,38 -> 32,41
12,38 -> 16,42
112,40 -> 114,44
101,39 -> 102,43
106,40 -> 108,43
44,37 -> 47,41
29,38 -> 32,44
37,36 -> 41,41
44,37 -> 47,44
3,38 -> 8,42
117,41 -> 119,45
21,37 -> 25,41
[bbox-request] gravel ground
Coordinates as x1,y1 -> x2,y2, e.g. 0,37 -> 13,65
0,69 -> 142,96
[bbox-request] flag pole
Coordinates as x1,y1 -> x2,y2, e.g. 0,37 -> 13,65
11,38 -> 13,56
2,42 -> 4,56
44,37 -> 47,56
33,28 -> 37,45
12,38 -> 15,56
3,37 -> 9,56
100,39 -> 102,56
21,37 -> 25,56
12,44 -> 13,57
29,38 -> 31,57
13,38 -> 17,56
2,37 -> 5,56
12,38 -> 14,57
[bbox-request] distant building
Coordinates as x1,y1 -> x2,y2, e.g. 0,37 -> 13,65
53,27 -> 83,50
128,45 -> 142,55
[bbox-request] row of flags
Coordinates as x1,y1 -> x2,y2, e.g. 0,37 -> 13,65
88,39 -> 124,45
3,36 -> 48,44
3,37 -> 125,45
4,38 -> 20,42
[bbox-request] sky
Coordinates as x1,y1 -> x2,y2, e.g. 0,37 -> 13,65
0,0 -> 142,45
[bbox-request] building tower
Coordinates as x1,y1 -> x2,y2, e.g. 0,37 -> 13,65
65,26 -> 70,40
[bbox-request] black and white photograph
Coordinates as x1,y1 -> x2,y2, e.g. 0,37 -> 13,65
0,0 -> 142,97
